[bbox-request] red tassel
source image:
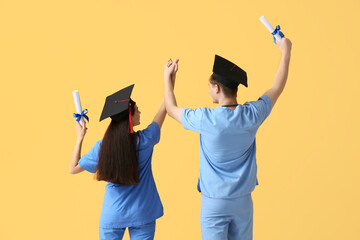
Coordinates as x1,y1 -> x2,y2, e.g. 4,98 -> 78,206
128,103 -> 134,133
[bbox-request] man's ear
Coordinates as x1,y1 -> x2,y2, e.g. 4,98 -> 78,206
215,84 -> 221,94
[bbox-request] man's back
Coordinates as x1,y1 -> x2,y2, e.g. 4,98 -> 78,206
181,95 -> 273,198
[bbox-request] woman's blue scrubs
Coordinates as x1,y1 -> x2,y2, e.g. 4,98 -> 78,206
181,95 -> 273,240
78,122 -> 163,240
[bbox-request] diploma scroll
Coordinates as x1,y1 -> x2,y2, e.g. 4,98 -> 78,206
259,16 -> 283,43
72,90 -> 84,126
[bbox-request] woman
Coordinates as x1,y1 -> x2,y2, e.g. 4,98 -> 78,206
69,74 -> 174,239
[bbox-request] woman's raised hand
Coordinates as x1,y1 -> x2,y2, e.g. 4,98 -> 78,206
75,121 -> 87,140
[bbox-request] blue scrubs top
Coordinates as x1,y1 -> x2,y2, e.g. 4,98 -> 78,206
181,95 -> 273,199
78,122 -> 163,228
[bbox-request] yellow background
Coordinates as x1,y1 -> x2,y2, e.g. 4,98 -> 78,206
0,0 -> 359,239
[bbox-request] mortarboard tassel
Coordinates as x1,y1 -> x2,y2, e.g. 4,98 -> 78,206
128,103 -> 134,134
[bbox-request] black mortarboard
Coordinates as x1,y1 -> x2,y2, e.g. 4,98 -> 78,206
99,84 -> 136,124
212,55 -> 248,89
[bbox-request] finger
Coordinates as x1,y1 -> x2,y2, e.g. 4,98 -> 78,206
174,59 -> 179,64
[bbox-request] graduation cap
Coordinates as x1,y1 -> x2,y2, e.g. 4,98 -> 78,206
212,55 -> 248,89
99,84 -> 136,133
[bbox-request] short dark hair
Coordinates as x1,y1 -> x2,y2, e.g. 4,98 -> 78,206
209,74 -> 238,97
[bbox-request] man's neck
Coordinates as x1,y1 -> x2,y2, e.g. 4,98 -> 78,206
218,97 -> 238,108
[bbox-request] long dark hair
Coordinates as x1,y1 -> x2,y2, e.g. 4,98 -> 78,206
96,106 -> 140,185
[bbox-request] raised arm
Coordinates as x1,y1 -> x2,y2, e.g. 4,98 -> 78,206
69,122 -> 86,174
264,38 -> 292,107
164,58 -> 182,123
153,61 -> 181,128
152,100 -> 167,128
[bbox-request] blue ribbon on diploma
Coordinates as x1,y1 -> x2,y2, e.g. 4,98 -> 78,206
73,109 -> 89,123
272,25 -> 285,43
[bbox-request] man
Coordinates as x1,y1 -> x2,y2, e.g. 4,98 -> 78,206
164,38 -> 292,240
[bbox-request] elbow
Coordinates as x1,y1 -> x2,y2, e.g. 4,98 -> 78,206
69,168 -> 77,175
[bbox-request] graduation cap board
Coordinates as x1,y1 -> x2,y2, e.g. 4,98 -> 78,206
212,55 -> 248,89
99,84 -> 136,133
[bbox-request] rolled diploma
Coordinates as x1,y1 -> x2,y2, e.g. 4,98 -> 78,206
72,90 -> 84,126
259,16 -> 282,42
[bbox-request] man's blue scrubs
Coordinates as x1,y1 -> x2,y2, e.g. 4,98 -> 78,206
181,95 -> 273,240
78,122 -> 163,240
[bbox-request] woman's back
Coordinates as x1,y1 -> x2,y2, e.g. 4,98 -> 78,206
78,122 -> 163,228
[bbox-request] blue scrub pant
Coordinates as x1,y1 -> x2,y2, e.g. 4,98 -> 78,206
99,221 -> 156,240
200,194 -> 253,240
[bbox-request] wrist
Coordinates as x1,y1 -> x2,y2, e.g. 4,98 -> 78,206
281,51 -> 291,59
164,79 -> 174,89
